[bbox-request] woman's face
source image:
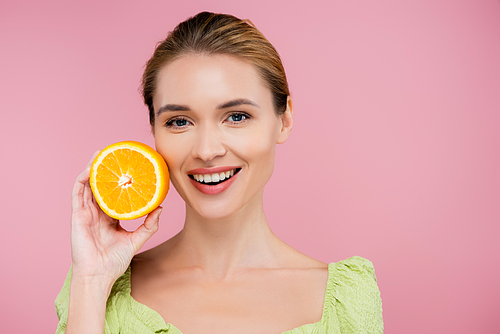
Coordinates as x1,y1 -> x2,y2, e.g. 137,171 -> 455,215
152,54 -> 292,220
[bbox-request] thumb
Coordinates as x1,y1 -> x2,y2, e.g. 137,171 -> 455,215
130,206 -> 162,253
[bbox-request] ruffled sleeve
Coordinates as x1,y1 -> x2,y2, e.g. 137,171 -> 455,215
328,256 -> 383,333
54,268 -> 71,334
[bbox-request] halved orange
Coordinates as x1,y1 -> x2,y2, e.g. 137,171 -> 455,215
89,141 -> 169,220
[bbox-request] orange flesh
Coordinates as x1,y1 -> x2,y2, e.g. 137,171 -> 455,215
95,148 -> 157,214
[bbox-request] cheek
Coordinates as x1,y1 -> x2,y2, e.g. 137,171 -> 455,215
230,123 -> 278,168
154,133 -> 185,172
154,137 -> 189,196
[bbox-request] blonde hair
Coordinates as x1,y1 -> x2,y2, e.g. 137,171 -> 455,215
141,11 -> 290,125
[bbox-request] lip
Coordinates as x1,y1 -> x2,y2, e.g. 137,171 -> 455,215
187,166 -> 240,175
188,168 -> 240,195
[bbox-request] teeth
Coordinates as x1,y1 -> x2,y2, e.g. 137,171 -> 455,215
192,169 -> 237,184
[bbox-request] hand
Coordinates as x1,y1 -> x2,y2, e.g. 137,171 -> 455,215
69,152 -> 162,284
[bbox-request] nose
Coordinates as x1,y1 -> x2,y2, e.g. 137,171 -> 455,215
191,125 -> 227,162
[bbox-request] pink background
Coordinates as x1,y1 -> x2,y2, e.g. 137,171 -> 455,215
1,0 -> 499,332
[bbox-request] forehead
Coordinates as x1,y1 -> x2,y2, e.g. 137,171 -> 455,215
153,54 -> 272,110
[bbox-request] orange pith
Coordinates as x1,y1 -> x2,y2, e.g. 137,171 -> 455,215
89,141 -> 169,220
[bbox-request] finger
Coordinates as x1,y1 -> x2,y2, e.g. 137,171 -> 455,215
82,164 -> 96,205
84,151 -> 102,205
129,206 -> 162,253
71,167 -> 91,211
86,151 -> 100,168
72,151 -> 100,211
82,178 -> 93,204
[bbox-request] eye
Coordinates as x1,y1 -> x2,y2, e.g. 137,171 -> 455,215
226,112 -> 250,124
165,117 -> 191,129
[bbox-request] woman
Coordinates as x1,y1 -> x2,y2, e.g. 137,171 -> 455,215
56,12 -> 383,334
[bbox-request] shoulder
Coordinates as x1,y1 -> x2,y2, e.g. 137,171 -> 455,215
330,256 -> 377,284
327,256 -> 381,306
324,256 -> 383,333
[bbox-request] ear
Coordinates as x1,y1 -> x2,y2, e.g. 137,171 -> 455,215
151,120 -> 157,137
277,96 -> 293,144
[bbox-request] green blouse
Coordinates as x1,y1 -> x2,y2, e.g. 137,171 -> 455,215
55,256 -> 383,333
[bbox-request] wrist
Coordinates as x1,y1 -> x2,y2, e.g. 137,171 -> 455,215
70,270 -> 116,296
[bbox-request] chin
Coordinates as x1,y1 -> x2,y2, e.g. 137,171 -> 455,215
187,200 -> 242,221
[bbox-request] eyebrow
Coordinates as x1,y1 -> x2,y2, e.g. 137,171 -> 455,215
156,98 -> 259,117
217,98 -> 259,109
156,104 -> 190,116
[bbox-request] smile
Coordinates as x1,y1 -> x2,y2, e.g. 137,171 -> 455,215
189,168 -> 241,186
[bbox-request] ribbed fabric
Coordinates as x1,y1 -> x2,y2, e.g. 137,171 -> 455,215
55,256 -> 383,334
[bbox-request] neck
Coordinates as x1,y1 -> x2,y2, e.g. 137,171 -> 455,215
166,191 -> 284,279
